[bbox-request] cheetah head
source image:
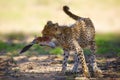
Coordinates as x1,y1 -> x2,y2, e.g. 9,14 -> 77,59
42,21 -> 61,39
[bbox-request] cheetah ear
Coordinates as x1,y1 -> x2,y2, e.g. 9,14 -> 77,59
47,21 -> 53,25
55,23 -> 58,27
55,24 -> 61,34
55,23 -> 58,25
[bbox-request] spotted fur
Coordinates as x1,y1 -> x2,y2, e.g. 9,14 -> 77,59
41,6 -> 102,77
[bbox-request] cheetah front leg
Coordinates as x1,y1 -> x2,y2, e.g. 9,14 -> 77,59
89,41 -> 102,77
72,52 -> 80,73
72,40 -> 90,78
61,50 -> 69,73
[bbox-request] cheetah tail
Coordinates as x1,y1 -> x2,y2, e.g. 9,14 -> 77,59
63,5 -> 82,20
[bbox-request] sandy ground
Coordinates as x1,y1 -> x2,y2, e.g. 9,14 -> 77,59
0,55 -> 120,80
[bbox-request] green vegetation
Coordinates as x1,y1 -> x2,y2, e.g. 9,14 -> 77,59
0,33 -> 120,57
96,34 -> 120,55
49,47 -> 63,55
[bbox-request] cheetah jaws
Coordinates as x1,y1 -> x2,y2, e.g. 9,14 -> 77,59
20,36 -> 56,54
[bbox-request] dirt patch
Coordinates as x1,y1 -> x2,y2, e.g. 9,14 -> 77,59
0,55 -> 120,80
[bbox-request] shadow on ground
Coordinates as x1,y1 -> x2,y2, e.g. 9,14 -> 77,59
0,55 -> 120,80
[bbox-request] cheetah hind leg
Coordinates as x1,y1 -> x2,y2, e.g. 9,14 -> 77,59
89,41 -> 103,77
89,55 -> 102,77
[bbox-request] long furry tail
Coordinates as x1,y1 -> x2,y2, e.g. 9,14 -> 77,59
63,6 -> 82,20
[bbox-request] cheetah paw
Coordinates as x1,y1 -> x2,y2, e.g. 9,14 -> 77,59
93,67 -> 103,77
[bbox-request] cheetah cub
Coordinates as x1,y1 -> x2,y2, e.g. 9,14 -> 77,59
41,6 -> 102,77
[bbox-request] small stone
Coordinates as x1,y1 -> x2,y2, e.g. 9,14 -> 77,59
75,77 -> 89,80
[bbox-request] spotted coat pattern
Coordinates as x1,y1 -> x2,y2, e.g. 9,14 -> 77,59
41,6 -> 102,77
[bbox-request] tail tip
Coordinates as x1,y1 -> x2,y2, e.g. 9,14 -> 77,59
63,5 -> 69,11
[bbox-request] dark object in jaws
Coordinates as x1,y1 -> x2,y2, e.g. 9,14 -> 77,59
19,36 -> 52,54
19,44 -> 33,54
35,36 -> 50,42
